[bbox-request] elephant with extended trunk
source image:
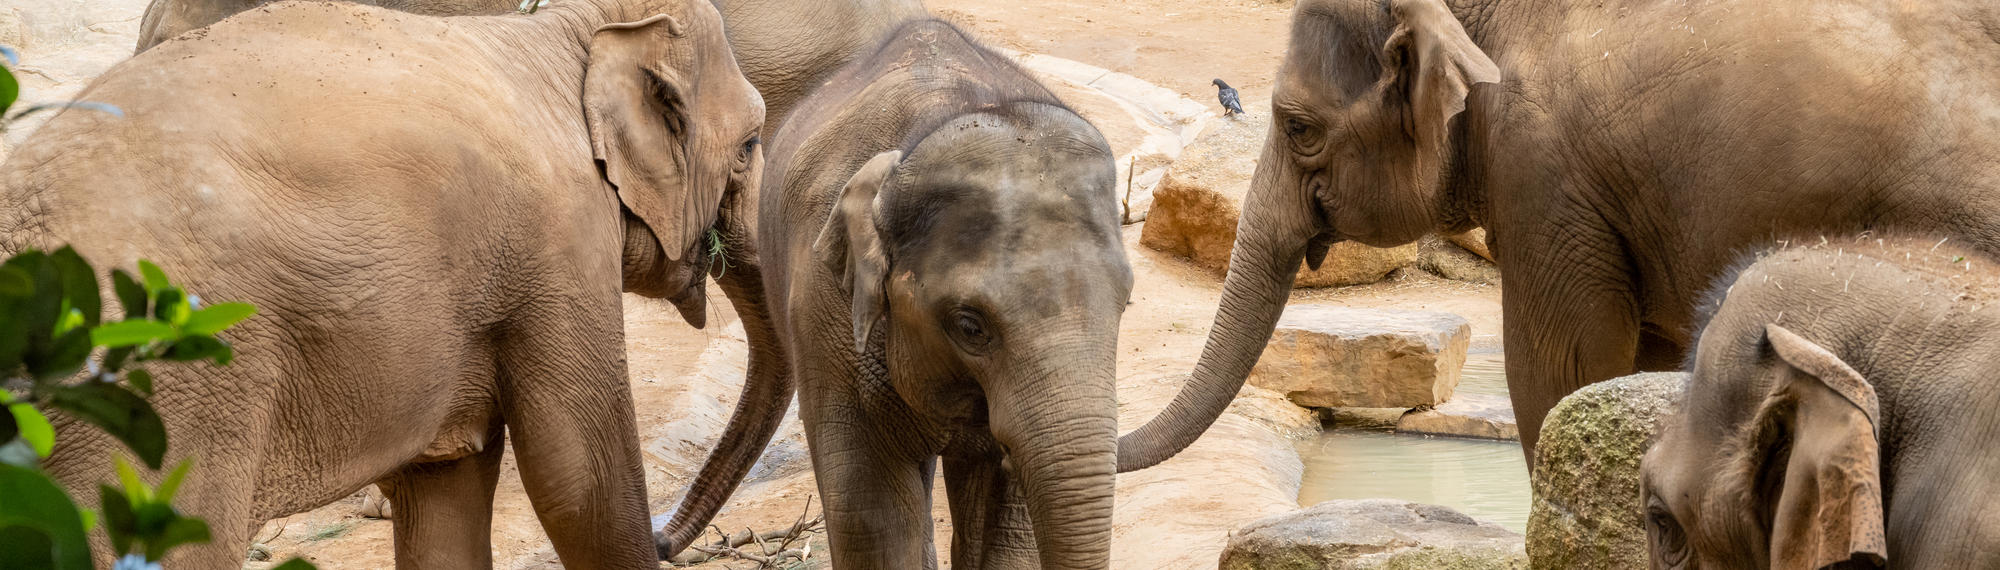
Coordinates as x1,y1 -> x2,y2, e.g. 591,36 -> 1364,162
3,0 -> 771,566
673,19 -> 1130,569
1643,235 -> 2000,569
1116,0 -> 2000,468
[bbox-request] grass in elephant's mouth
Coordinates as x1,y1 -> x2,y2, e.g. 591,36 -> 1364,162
303,519 -> 358,542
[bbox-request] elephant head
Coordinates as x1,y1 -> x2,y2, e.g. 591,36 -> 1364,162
585,7 -> 766,326
815,103 -> 1131,565
1116,0 -> 1500,470
1640,322 -> 1888,570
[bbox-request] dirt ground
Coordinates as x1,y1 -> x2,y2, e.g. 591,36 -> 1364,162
6,0 -> 1506,567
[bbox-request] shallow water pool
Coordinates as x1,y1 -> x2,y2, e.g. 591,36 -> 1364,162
1292,353 -> 1532,532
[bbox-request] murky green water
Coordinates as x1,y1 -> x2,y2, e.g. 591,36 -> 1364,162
1292,353 -> 1533,532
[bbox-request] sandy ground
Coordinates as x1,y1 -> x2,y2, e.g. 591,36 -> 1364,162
4,0 -> 1506,567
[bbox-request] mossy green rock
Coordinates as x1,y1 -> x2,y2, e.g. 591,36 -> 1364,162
1526,372 -> 1688,569
1218,499 -> 1526,569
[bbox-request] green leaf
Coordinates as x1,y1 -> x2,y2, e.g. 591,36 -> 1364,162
9,403 -> 53,458
272,558 -> 320,570
144,517 -> 210,560
135,261 -> 167,295
110,270 -> 147,320
154,459 -> 190,503
104,346 -> 135,374
0,464 -> 93,570
0,266 -> 30,297
114,456 -> 148,504
181,303 -> 254,336
49,385 -> 167,469
49,247 -> 100,328
33,328 -> 92,382
0,59 -> 17,118
77,509 -> 95,534
163,336 -> 232,366
98,485 -> 135,555
125,369 -> 152,397
91,321 -> 176,348
152,288 -> 188,327
0,408 -> 13,448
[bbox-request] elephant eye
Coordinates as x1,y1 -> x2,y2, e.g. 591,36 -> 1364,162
1282,116 -> 1324,154
948,307 -> 994,352
1646,502 -> 1690,567
735,136 -> 759,171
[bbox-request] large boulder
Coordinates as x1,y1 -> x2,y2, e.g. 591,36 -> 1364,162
1250,306 -> 1469,409
1140,111 -> 1417,287
1219,499 -> 1528,570
1526,372 -> 1688,569
1397,393 -> 1517,441
1416,234 -> 1500,285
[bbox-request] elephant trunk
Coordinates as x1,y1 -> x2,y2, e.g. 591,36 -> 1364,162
654,197 -> 794,559
991,349 -> 1118,569
1114,141 -> 1317,472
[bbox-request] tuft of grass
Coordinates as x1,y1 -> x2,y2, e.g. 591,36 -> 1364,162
303,520 -> 357,543
706,228 -> 730,279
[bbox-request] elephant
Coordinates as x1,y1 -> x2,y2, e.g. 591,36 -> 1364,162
135,0 -> 516,52
1641,234 -> 2000,569
683,19 -> 1131,569
1,0 -> 777,566
1113,0 -> 2000,468
710,0 -> 927,136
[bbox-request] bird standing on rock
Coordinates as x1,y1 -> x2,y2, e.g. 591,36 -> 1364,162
1213,78 -> 1245,116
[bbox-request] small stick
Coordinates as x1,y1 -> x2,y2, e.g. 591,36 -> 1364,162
1122,156 -> 1137,224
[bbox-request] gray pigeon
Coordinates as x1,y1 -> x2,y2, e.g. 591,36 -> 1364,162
1213,78 -> 1245,116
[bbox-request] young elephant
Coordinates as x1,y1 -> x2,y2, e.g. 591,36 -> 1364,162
1641,235 -> 2000,569
713,19 -> 1130,569
3,0 -> 773,567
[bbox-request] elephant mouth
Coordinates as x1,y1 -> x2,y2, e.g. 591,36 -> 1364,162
665,228 -> 716,329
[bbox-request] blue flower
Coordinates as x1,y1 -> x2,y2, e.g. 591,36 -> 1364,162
113,554 -> 161,570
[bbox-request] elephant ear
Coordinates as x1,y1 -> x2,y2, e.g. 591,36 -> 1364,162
812,151 -> 902,353
1742,324 -> 1887,570
585,14 -> 712,262
1381,0 -> 1500,148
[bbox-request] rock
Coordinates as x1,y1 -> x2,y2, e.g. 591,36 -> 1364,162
1417,235 -> 1501,285
1219,499 -> 1528,570
1526,372 -> 1688,570
1140,111 -> 1417,287
1445,229 -> 1494,263
1397,393 -> 1517,441
356,485 -> 392,520
1250,306 -> 1469,409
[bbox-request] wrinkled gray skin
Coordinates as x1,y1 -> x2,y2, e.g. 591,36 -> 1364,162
1116,0 -> 2000,469
3,0 -> 771,567
743,20 -> 1130,570
135,0 -> 516,52
1642,235 -> 2000,569
712,0 -> 927,135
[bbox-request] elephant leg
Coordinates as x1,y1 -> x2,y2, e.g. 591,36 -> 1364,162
378,425 -> 505,569
496,311 -> 656,569
800,395 -> 938,569
942,454 -> 1038,570
1500,226 -> 1642,465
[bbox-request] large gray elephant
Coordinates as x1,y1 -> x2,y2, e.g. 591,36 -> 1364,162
1642,234 -> 2000,569
1115,0 -> 2000,467
2,0 -> 772,567
698,19 -> 1130,569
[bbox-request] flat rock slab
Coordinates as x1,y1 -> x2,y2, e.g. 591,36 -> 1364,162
1250,306 -> 1470,409
1527,372 -> 1688,570
1398,393 -> 1518,441
1219,499 -> 1528,570
1139,110 -> 1417,287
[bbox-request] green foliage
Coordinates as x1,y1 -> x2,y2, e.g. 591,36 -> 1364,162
706,227 -> 730,279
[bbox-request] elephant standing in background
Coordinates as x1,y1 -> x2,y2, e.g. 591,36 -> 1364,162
1115,0 -> 2000,468
134,0 -> 516,52
1643,235 -> 2000,569
2,0 -> 774,566
711,0 -> 927,135
678,19 -> 1131,569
